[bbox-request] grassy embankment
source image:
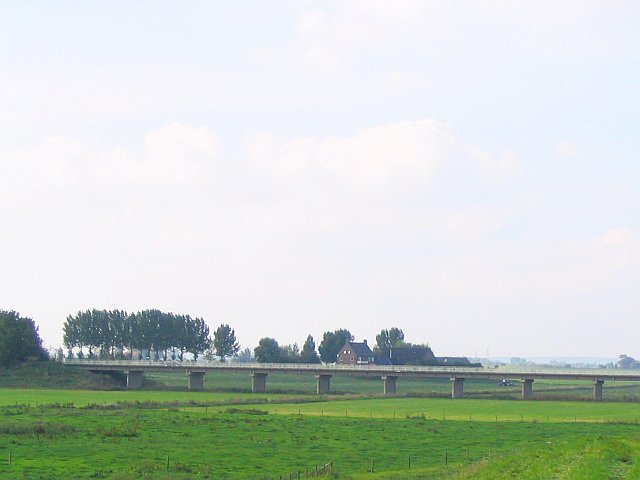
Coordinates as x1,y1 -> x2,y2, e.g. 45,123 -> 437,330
2,363 -> 640,479
0,399 -> 639,479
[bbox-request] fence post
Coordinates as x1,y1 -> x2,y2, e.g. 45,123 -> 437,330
371,459 -> 375,473
408,457 -> 411,469
445,452 -> 448,465
166,456 -> 169,471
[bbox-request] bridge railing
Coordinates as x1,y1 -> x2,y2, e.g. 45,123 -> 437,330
61,358 -> 639,378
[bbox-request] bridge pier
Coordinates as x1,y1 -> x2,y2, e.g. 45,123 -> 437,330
382,375 -> 397,396
251,372 -> 268,393
451,377 -> 464,399
188,371 -> 205,391
522,378 -> 534,400
316,374 -> 331,394
126,370 -> 143,389
593,380 -> 604,401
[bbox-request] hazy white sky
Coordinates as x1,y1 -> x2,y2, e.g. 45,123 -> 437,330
1,1 -> 638,358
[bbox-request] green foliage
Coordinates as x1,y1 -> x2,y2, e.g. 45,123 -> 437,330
374,327 -> 405,358
63,309 -> 211,361
279,342 -> 302,363
318,329 -> 354,363
301,335 -> 321,363
0,310 -> 47,367
254,337 -> 281,362
253,335 -> 321,364
212,324 -> 240,361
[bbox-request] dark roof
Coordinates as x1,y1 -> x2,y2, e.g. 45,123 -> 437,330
390,346 -> 434,356
348,341 -> 374,357
437,357 -> 473,366
389,346 -> 436,365
375,356 -> 393,366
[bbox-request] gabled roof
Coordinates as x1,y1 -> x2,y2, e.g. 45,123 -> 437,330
348,341 -> 374,357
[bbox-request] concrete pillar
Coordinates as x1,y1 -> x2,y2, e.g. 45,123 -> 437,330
593,380 -> 604,401
188,371 -> 205,391
251,372 -> 268,393
382,375 -> 397,396
450,377 -> 464,399
316,374 -> 331,394
522,379 -> 534,400
126,370 -> 143,389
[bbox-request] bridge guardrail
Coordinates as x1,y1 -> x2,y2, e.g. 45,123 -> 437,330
61,359 -> 640,379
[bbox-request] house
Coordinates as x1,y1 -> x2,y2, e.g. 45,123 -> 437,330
388,346 -> 437,366
337,340 -> 375,365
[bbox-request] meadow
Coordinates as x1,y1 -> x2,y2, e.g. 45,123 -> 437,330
1,398 -> 639,479
1,365 -> 640,479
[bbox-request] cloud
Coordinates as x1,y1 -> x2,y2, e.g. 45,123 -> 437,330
101,123 -> 220,184
247,119 -> 517,193
0,135 -> 92,195
1,124 -> 220,195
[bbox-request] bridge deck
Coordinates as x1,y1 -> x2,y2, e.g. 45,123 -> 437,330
63,359 -> 640,382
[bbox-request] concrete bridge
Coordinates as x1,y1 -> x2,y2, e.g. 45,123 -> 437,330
63,359 -> 640,401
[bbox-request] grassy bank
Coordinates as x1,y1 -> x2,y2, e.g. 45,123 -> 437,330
0,400 -> 639,479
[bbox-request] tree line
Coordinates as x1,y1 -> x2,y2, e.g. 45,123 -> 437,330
253,329 -> 354,364
252,328 -> 411,364
62,309 -> 233,361
61,307 -> 412,365
2,305 -> 424,368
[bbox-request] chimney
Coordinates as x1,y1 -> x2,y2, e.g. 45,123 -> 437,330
363,339 -> 367,345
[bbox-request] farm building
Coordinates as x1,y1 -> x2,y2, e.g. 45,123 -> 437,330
436,356 -> 477,366
381,346 -> 480,367
337,340 -> 375,365
388,345 -> 437,366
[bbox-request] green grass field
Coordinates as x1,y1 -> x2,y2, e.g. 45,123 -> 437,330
235,396 -> 640,424
2,364 -> 640,479
0,388 -> 304,407
1,399 -> 639,479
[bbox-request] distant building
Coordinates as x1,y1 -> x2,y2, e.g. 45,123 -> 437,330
382,345 -> 480,367
436,356 -> 477,367
337,340 -> 375,365
388,346 -> 437,366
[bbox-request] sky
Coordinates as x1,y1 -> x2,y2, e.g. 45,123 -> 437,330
1,1 -> 638,358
